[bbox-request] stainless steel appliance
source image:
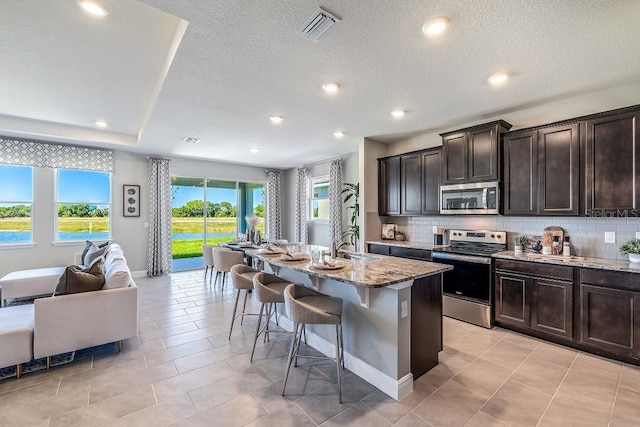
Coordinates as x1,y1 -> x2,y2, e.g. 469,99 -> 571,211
440,181 -> 499,215
432,229 -> 507,328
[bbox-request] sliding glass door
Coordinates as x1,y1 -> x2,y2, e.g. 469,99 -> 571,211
171,176 -> 265,271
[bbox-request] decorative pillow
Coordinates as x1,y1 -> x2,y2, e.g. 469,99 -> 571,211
104,258 -> 131,289
83,242 -> 110,267
80,240 -> 109,262
55,257 -> 106,295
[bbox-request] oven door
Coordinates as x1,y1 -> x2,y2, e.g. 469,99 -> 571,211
432,251 -> 493,328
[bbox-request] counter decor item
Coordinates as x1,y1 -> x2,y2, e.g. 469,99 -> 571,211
563,236 -> 571,256
245,216 -> 261,243
619,237 -> 640,263
395,231 -> 405,241
382,224 -> 396,240
542,226 -> 564,250
513,235 -> 527,254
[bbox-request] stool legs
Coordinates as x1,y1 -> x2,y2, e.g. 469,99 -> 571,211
282,322 -> 301,396
250,303 -> 266,362
335,324 -> 342,403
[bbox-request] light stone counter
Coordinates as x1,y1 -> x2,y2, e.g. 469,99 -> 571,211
493,250 -> 640,274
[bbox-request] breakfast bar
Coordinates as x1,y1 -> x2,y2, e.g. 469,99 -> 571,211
248,247 -> 452,400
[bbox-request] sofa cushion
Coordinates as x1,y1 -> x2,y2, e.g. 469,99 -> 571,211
104,258 -> 131,289
80,240 -> 109,263
83,242 -> 110,266
55,257 -> 105,295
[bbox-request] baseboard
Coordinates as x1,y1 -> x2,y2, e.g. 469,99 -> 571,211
276,314 -> 413,400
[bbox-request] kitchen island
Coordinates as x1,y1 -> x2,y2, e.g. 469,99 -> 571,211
248,247 -> 452,400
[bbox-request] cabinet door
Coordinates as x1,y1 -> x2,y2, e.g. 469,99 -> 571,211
531,278 -> 573,340
503,131 -> 538,215
368,244 -> 390,255
585,110 -> 640,216
378,157 -> 400,215
442,132 -> 467,184
421,148 -> 441,214
468,126 -> 499,182
401,153 -> 422,215
539,123 -> 580,215
495,272 -> 530,327
579,283 -> 640,358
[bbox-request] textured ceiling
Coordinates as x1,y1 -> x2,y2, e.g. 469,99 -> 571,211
1,0 -> 639,169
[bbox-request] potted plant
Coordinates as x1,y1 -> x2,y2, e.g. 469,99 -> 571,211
341,182 -> 360,250
619,238 -> 640,263
513,235 -> 527,254
395,231 -> 405,241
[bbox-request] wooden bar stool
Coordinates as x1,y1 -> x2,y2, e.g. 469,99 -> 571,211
282,283 -> 344,402
250,272 -> 292,361
228,264 -> 260,340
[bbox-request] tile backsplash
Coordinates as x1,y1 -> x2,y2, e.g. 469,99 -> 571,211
387,216 -> 640,260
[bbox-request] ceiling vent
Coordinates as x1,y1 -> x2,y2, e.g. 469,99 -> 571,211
297,7 -> 341,42
182,137 -> 200,144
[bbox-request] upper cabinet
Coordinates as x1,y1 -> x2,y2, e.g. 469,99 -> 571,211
584,108 -> 640,216
503,123 -> 580,216
378,156 -> 400,215
378,147 -> 441,216
441,120 -> 512,184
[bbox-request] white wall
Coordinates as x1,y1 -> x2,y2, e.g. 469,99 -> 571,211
0,150 -> 273,277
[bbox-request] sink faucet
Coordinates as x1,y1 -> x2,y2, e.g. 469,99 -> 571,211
331,241 -> 349,259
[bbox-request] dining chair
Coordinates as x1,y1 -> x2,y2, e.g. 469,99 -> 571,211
213,247 -> 244,291
202,244 -> 215,285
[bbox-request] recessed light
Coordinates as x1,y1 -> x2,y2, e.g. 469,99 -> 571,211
249,147 -> 260,154
391,110 -> 406,118
95,121 -> 108,128
333,131 -> 345,138
270,115 -> 283,124
322,82 -> 340,93
182,137 -> 200,144
422,16 -> 449,37
488,72 -> 509,86
78,0 -> 108,17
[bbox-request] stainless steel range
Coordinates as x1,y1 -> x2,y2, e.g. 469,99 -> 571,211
432,229 -> 507,328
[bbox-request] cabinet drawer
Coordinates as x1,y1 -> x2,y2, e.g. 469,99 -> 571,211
389,246 -> 432,261
495,259 -> 574,280
581,268 -> 640,292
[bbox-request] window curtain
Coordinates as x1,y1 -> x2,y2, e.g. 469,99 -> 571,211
328,159 -> 343,245
147,158 -> 172,276
294,168 -> 308,244
0,136 -> 114,172
266,171 -> 282,240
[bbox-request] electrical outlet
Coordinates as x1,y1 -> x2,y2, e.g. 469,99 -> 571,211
401,300 -> 408,318
636,231 -> 640,239
605,232 -> 616,244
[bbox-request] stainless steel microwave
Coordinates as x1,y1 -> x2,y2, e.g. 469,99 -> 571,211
440,181 -> 499,214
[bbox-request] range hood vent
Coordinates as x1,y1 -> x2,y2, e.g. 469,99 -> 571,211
297,7 -> 341,42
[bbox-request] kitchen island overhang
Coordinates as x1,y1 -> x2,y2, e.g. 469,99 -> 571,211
247,248 -> 452,400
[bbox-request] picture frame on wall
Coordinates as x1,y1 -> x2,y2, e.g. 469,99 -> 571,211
123,184 -> 140,217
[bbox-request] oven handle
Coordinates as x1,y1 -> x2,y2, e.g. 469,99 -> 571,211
432,252 -> 492,265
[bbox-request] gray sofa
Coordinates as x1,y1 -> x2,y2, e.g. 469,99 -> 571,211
0,243 -> 138,377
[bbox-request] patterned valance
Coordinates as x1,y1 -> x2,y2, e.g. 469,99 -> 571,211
0,137 -> 114,173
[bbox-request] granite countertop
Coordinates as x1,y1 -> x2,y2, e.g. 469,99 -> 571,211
493,250 -> 640,274
247,247 -> 452,288
366,240 -> 448,251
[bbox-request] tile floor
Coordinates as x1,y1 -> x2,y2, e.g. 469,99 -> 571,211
1,270 -> 639,426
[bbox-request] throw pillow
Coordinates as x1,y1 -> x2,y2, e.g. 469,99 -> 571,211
55,257 -> 106,295
83,242 -> 110,266
80,240 -> 109,262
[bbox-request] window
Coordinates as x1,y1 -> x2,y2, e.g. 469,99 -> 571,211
0,165 -> 33,244
56,169 -> 111,241
310,176 -> 330,221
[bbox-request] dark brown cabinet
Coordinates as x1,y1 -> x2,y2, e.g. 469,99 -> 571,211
401,152 -> 422,215
441,120 -> 511,184
378,147 -> 441,216
579,269 -> 640,359
367,243 -> 432,261
421,148 -> 441,214
503,123 -> 580,216
585,109 -> 640,216
495,260 -> 574,340
378,156 -> 400,215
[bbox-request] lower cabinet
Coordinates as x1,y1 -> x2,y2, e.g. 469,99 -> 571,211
495,260 -> 574,341
367,243 -> 431,261
579,269 -> 640,358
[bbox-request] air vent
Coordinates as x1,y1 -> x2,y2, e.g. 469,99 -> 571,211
297,7 -> 341,42
182,137 -> 200,144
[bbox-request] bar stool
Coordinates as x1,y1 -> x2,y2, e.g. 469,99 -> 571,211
228,264 -> 260,340
250,272 -> 292,361
202,244 -> 215,285
213,247 -> 244,291
282,284 -> 344,402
